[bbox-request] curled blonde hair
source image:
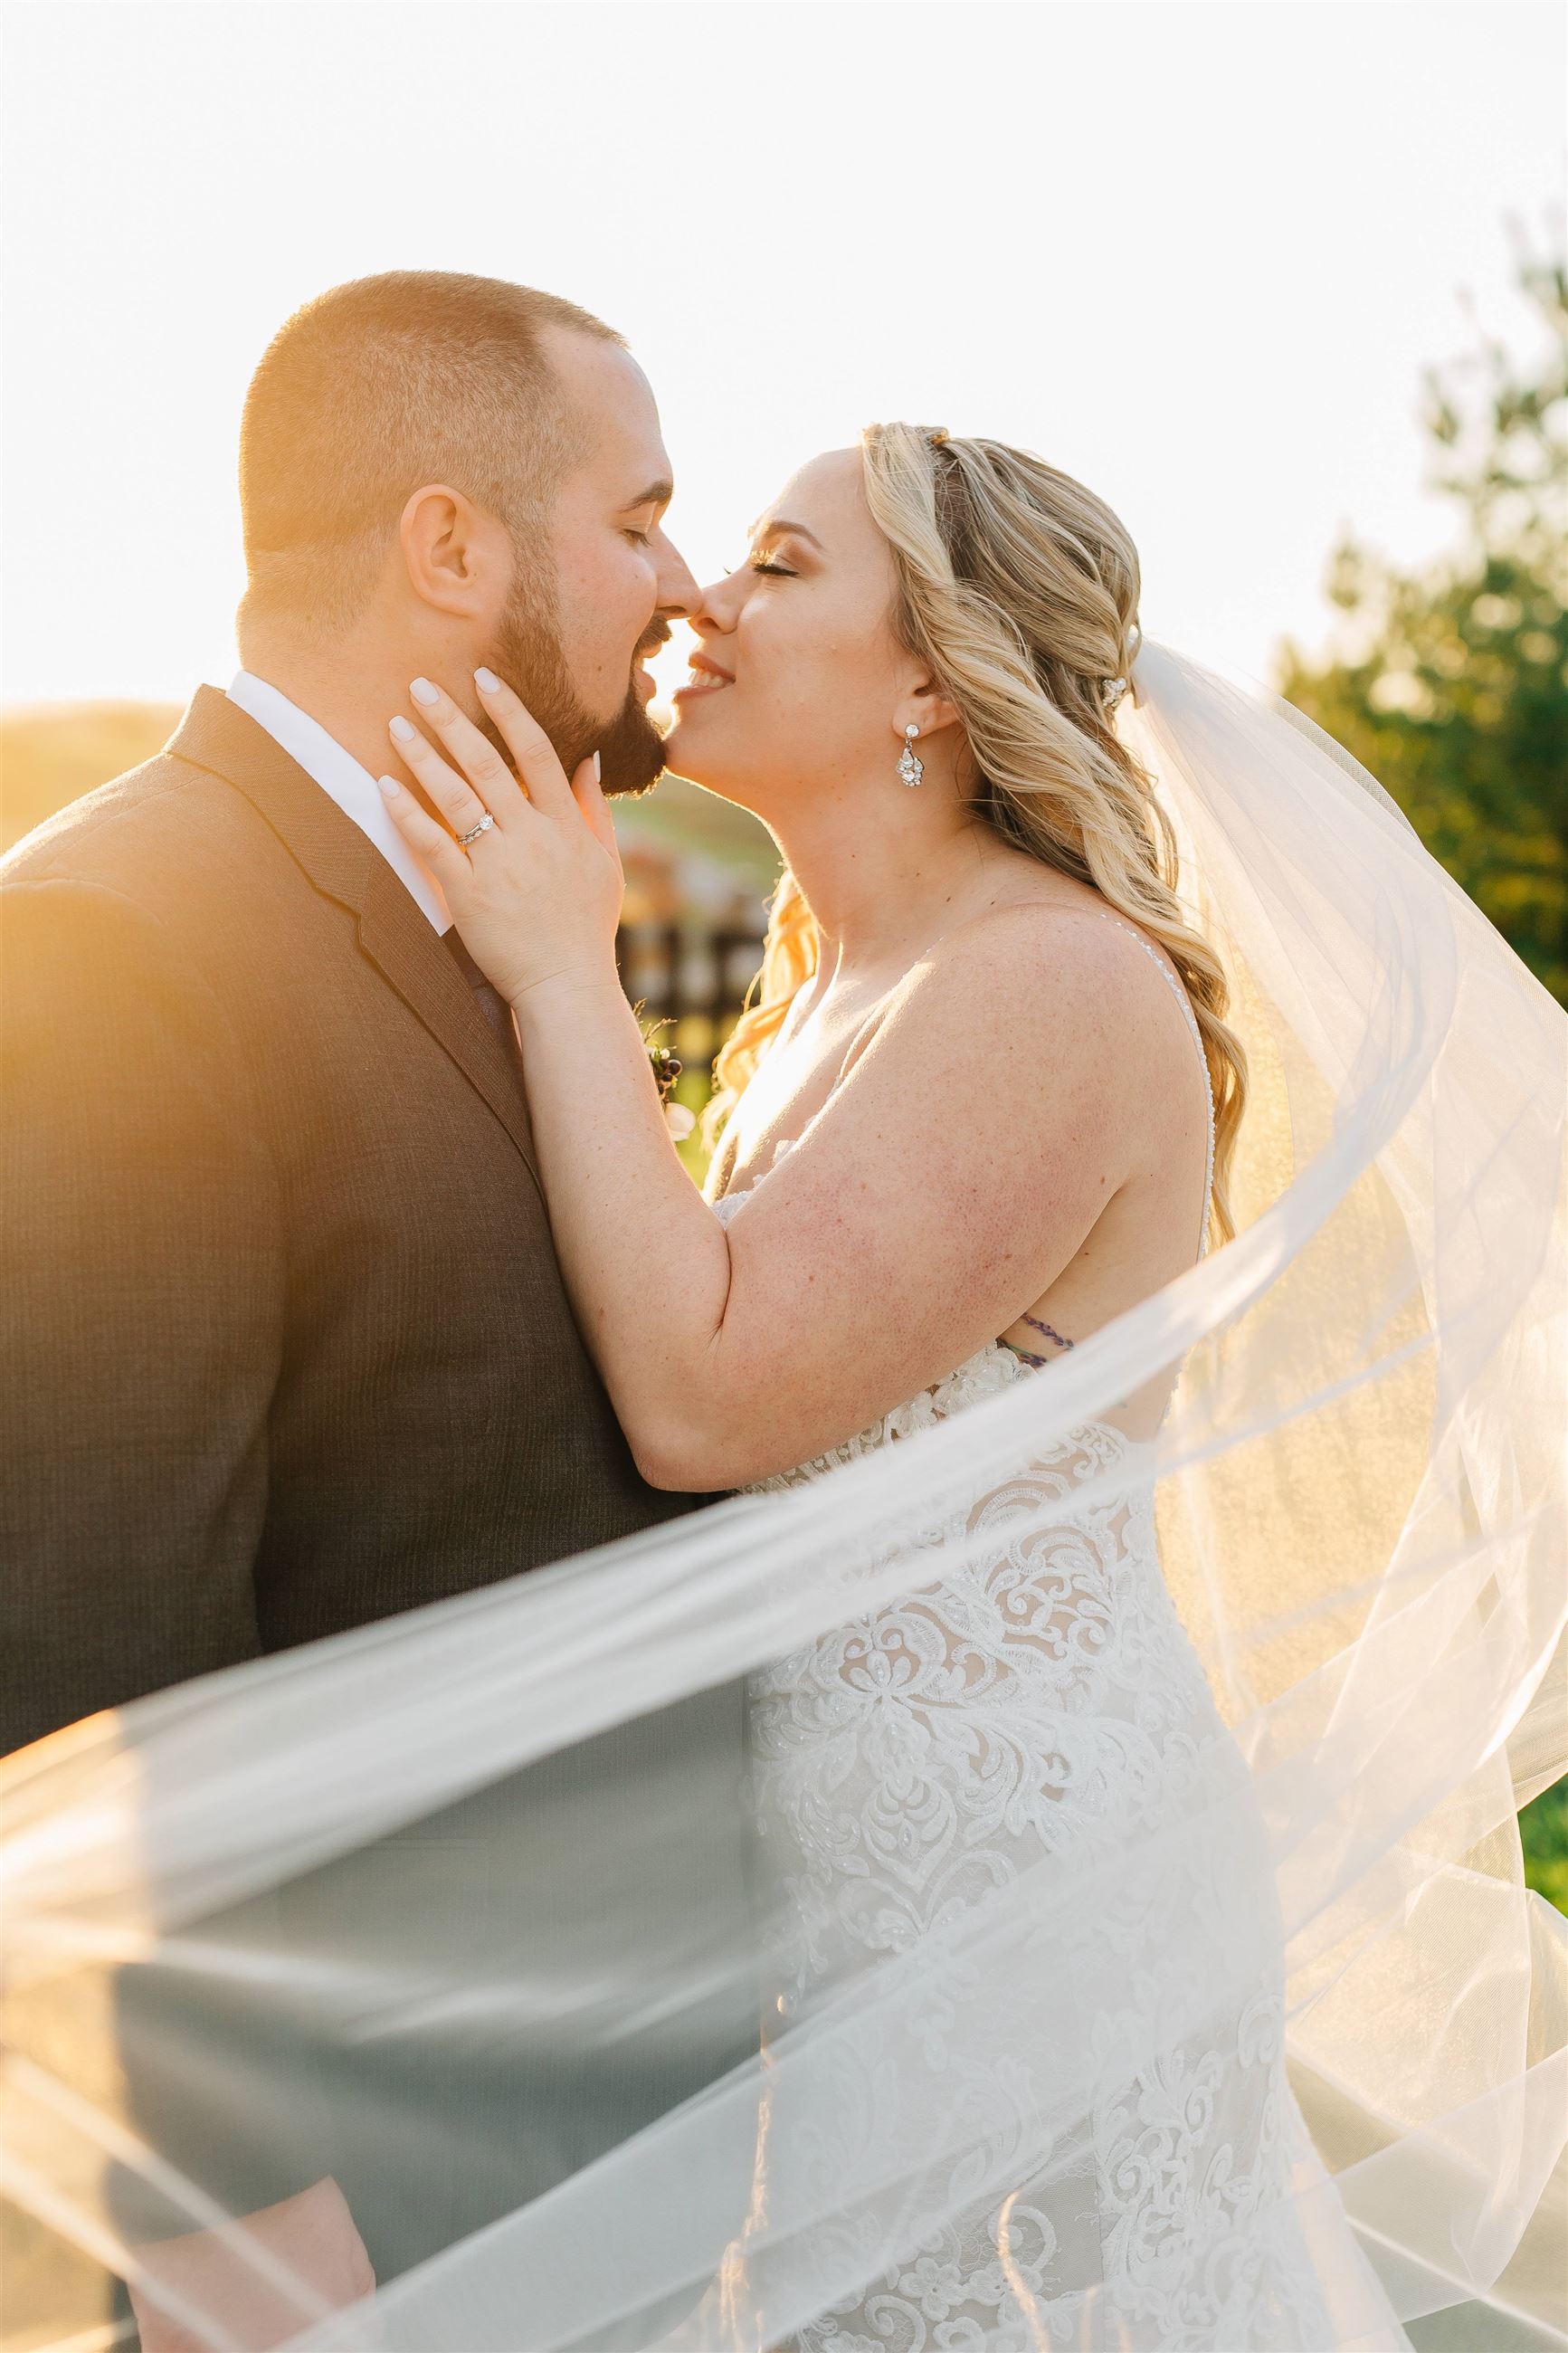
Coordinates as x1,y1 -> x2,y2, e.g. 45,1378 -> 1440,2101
707,424 -> 1247,1244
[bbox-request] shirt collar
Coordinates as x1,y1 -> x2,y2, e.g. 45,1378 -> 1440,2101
227,671 -> 451,935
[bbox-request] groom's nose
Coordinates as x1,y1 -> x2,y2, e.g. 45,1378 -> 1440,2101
652,529 -> 701,618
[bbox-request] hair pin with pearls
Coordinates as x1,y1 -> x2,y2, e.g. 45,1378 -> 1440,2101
1103,624 -> 1141,714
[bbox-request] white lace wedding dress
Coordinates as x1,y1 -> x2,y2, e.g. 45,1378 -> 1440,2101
711,921 -> 1378,2351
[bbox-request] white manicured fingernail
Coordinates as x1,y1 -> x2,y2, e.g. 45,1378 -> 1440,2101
410,677 -> 440,706
592,751 -> 602,782
377,776 -> 401,798
474,667 -> 501,694
389,715 -> 416,741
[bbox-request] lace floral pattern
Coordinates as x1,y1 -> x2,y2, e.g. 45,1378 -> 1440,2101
716,1176 -> 1338,2347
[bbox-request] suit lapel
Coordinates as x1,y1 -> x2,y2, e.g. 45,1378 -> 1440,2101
355,856 -> 540,1181
166,688 -> 542,1189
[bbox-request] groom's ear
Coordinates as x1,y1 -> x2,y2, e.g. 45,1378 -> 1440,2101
397,482 -> 511,621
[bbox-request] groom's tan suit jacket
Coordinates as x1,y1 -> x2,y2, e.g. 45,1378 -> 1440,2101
0,690 -> 756,2300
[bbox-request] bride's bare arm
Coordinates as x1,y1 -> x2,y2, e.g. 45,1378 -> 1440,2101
512,929 -> 1138,1488
382,672 -> 1145,1489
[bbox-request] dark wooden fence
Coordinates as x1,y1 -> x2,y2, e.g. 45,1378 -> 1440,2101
614,909 -> 768,1072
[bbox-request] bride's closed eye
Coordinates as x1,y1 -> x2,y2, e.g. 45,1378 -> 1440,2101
745,557 -> 796,577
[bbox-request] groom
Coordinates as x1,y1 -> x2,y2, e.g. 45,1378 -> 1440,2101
2,271 -> 705,1737
0,273 -> 755,2320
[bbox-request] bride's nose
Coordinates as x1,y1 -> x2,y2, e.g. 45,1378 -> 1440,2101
688,576 -> 741,640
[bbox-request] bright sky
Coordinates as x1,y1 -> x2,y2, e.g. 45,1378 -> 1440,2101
2,1 -> 1562,714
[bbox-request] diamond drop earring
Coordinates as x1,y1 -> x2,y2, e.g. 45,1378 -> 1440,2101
897,724 -> 925,788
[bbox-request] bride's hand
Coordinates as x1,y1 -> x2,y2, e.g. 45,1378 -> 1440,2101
378,669 -> 623,1008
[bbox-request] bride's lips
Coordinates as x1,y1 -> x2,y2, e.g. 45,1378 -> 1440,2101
672,653 -> 735,705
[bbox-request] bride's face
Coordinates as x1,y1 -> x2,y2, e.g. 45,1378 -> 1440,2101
663,449 -> 918,812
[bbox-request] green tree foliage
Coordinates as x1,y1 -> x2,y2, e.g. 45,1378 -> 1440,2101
1275,231 -> 1567,1004
1521,1777 -> 1568,1914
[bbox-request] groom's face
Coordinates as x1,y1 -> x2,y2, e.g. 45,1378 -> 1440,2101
485,332 -> 698,795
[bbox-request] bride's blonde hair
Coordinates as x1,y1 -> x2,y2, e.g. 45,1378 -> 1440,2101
706,424 -> 1247,1244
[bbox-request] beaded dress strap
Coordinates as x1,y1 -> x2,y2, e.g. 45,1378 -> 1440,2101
1095,910 -> 1215,1260
998,913 -> 1215,1376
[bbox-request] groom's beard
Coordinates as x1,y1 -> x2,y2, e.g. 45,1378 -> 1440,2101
482,569 -> 670,799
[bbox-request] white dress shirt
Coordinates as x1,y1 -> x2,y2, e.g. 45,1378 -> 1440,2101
227,671 -> 451,934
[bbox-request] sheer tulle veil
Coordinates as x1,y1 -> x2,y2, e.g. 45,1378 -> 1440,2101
2,642 -> 1563,2350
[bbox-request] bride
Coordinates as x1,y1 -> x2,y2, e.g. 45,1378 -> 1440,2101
377,424 -> 1383,2348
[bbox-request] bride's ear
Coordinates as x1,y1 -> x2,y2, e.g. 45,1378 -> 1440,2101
894,681 -> 963,741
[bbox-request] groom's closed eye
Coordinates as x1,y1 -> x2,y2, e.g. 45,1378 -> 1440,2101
619,479 -> 674,538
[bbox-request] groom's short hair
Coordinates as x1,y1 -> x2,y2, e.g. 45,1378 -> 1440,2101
238,271 -> 624,633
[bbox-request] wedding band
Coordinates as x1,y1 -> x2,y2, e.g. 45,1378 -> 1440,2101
459,814 -> 495,848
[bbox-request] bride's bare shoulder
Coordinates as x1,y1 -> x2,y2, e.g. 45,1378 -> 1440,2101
913,887 -> 1174,1020
861,887 -> 1193,1113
